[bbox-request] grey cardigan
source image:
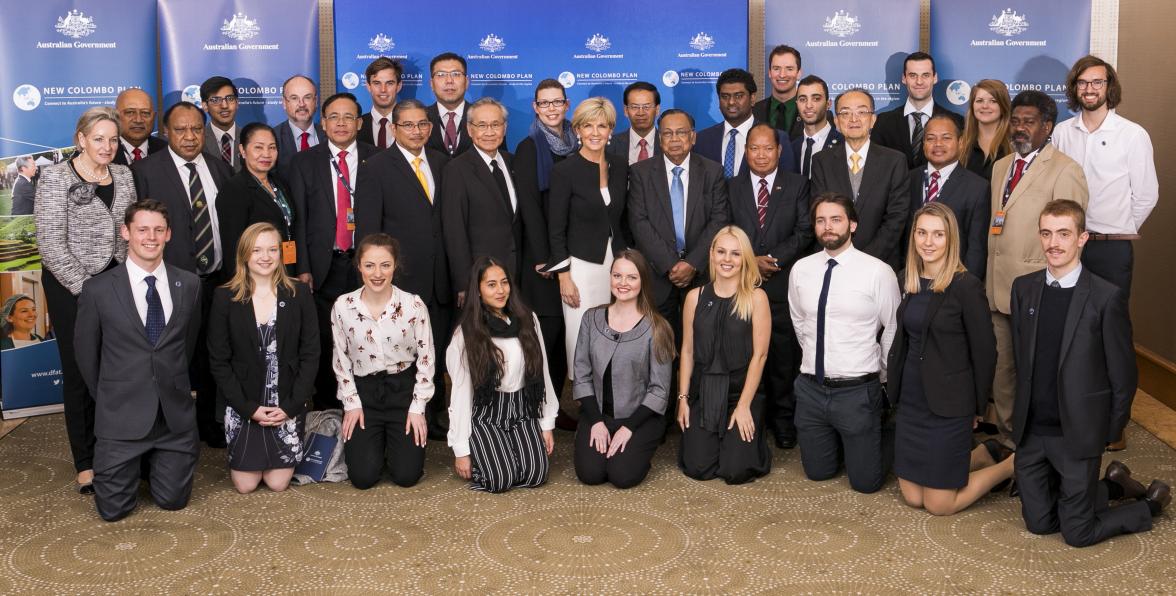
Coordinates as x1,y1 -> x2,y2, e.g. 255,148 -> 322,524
34,162 -> 135,295
572,306 -> 671,418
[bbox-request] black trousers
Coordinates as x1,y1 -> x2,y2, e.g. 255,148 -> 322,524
42,268 -> 94,472
425,299 -> 453,437
794,375 -> 892,494
469,389 -> 549,493
343,368 -> 426,489
93,409 -> 199,522
764,297 -> 801,440
1016,433 -> 1153,547
194,274 -> 220,435
574,411 -> 663,489
312,251 -> 359,411
679,392 -> 772,485
1081,239 -> 1133,299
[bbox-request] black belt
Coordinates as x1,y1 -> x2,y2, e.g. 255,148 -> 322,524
802,372 -> 879,388
332,249 -> 354,257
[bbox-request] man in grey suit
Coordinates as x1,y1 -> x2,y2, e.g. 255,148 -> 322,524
10,156 -> 37,215
75,200 -> 202,522
274,74 -> 324,176
201,76 -> 242,172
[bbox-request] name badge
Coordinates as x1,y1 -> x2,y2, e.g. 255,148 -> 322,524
281,240 -> 297,265
346,207 -> 356,231
990,210 -> 1006,235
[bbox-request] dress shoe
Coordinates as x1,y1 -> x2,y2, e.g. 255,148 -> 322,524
973,421 -> 1000,436
1104,460 -> 1147,500
981,439 -> 1014,464
1144,480 -> 1171,516
77,483 -> 95,495
1107,437 -> 1127,452
1008,479 -> 1019,498
774,434 -> 797,449
555,410 -> 578,432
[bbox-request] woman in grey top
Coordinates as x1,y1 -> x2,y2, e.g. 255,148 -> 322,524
573,249 -> 675,488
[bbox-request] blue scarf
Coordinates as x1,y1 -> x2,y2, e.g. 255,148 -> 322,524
528,118 -> 578,192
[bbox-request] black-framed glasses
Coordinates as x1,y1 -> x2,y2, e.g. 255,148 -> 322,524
1075,79 -> 1107,90
535,99 -> 567,109
396,121 -> 431,131
205,95 -> 238,106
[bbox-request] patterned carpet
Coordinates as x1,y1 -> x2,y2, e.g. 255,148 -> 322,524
1,414 -> 1174,594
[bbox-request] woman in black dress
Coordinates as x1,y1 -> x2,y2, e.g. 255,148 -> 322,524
958,79 -> 1012,181
207,222 -> 319,493
889,203 -> 1007,515
677,226 -> 772,484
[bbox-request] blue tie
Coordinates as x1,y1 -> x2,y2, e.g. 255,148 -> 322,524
723,128 -> 738,177
670,166 -> 686,252
145,275 -> 165,346
815,258 -> 838,381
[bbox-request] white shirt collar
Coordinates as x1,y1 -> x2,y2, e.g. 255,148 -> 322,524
1071,109 -> 1123,133
1046,263 -> 1082,288
805,121 -> 832,142
126,258 -> 167,286
371,106 -> 394,121
289,120 -> 316,135
121,137 -> 149,153
722,116 -> 755,138
169,147 -> 205,168
209,122 -> 236,139
634,128 -> 657,145
926,160 -> 958,180
903,99 -> 934,119
663,153 -> 689,173
329,141 -> 358,159
475,146 -> 501,168
1015,146 -> 1041,166
754,168 -> 777,190
398,143 -> 426,165
441,101 -> 466,120
848,140 -> 870,161
823,243 -> 858,262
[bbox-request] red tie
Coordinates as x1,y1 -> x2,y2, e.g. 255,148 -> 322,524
756,178 -> 769,228
637,138 -> 649,162
1004,158 -> 1027,207
335,150 -> 352,251
925,170 -> 940,203
378,117 -> 388,149
299,131 -> 310,151
132,147 -> 143,162
444,112 -> 458,153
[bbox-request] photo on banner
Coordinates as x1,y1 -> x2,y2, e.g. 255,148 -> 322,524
333,0 -> 747,148
0,229 -> 63,418
930,0 -> 1092,115
765,0 -> 921,112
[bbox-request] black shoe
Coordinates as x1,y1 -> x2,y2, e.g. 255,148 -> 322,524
1144,480 -> 1171,516
1105,460 -> 1147,500
78,483 -> 94,495
974,421 -> 1000,436
774,434 -> 797,449
982,439 -> 1014,464
1008,479 -> 1020,498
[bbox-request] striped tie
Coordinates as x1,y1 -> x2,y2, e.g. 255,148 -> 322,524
756,178 -> 769,228
925,170 -> 940,203
185,163 -> 214,274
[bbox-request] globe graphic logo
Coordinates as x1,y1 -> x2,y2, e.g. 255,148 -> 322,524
557,71 -> 576,88
181,85 -> 202,107
13,84 -> 41,111
947,80 -> 971,106
662,70 -> 680,88
341,72 -> 360,90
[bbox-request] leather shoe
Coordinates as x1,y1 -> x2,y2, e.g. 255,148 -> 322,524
1008,479 -> 1019,498
981,439 -> 1014,464
1145,480 -> 1171,516
555,410 -> 578,432
1107,437 -> 1127,452
774,434 -> 797,450
1104,460 -> 1147,500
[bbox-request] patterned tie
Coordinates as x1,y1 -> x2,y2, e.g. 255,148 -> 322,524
335,150 -> 353,250
378,117 -> 389,149
670,166 -> 686,251
144,275 -> 165,346
815,258 -> 838,382
925,170 -> 940,203
185,163 -> 214,274
911,113 -> 925,164
220,133 -> 232,165
802,137 -> 815,178
723,128 -> 738,177
132,147 -> 143,163
413,157 -> 431,202
850,153 -> 861,175
1049,281 -> 1061,288
637,138 -> 649,162
444,111 -> 458,154
299,131 -> 310,151
490,158 -> 513,212
756,178 -> 770,228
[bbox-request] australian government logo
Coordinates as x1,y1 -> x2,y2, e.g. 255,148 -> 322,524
468,33 -> 518,59
356,33 -> 407,60
36,10 -> 116,49
574,33 -> 623,59
677,32 -> 726,58
972,9 -> 1045,47
807,11 -> 877,47
204,12 -> 278,51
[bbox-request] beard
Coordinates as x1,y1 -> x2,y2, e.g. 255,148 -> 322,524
819,229 -> 851,251
1081,94 -> 1107,111
1012,133 -> 1035,155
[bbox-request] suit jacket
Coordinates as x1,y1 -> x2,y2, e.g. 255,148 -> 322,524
904,164 -> 989,279
273,120 -> 325,175
512,136 -> 568,316
204,124 -> 242,172
354,144 -> 451,305
74,262 -> 201,441
751,98 -> 833,140
546,152 -> 629,269
111,135 -> 169,167
216,169 -> 297,280
694,121 -> 798,176
810,142 -> 911,268
10,175 -> 35,215
871,103 -> 964,169
441,148 -> 549,292
606,129 -> 662,164
627,153 -> 730,304
726,168 -> 812,301
1010,268 -> 1136,457
886,272 -> 996,418
132,150 -> 234,275
206,283 -> 319,419
791,127 -> 844,174
985,144 -> 1089,314
426,102 -> 474,157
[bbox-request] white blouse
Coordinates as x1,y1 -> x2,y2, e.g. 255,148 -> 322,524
445,313 -> 558,457
331,286 -> 435,413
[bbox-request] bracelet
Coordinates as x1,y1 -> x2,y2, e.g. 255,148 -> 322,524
677,394 -> 689,401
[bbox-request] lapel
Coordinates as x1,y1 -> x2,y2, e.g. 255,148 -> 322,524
920,284 -> 948,341
824,130 -> 843,151
470,151 -> 513,218
232,295 -> 262,360
390,144 -> 432,206
763,177 -> 787,234
316,144 -> 338,200
896,109 -> 914,156
684,154 -> 705,231
827,144 -> 854,196
275,287 -> 291,362
162,155 -> 193,216
1057,269 -> 1091,369
155,265 -> 189,346
936,167 -> 960,204
111,265 -> 150,345
648,156 -> 674,230
1006,144 -> 1053,212
1024,271 -> 1045,368
858,146 -> 885,198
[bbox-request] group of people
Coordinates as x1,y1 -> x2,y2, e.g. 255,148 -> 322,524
28,45 -> 1168,548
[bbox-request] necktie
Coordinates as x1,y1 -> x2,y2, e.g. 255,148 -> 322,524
723,129 -> 738,177
220,133 -> 232,165
775,101 -> 789,130
489,158 -> 513,212
802,137 -> 815,179
1004,158 -> 1027,207
413,156 -> 431,202
756,178 -> 769,229
144,275 -> 165,346
911,113 -> 925,164
670,166 -> 686,252
378,117 -> 389,149
1049,281 -> 1061,288
925,170 -> 940,203
444,111 -> 458,154
850,153 -> 861,175
132,147 -> 143,163
185,163 -> 214,274
815,258 -> 838,382
335,150 -> 353,251
299,131 -> 310,151
637,138 -> 649,162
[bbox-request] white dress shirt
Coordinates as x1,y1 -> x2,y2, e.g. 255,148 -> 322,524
168,148 -> 223,271
846,140 -> 871,172
475,147 -> 517,211
398,143 -> 434,198
788,244 -> 900,381
369,107 -> 395,147
803,122 -> 834,156
924,161 -> 958,201
289,120 -> 320,149
209,123 -> 238,163
628,128 -> 658,165
328,141 -> 360,248
1052,110 -> 1158,234
1045,263 -> 1082,289
440,101 -> 467,145
120,138 -> 150,162
663,153 -> 691,226
445,313 -> 559,457
125,258 -> 173,325
903,99 -> 935,141
720,117 -> 756,176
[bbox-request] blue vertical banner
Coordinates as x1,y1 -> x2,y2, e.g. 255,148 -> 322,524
765,0 -> 921,111
931,1 -> 1091,115
333,0 -> 747,148
158,0 -> 319,126
0,0 -> 156,158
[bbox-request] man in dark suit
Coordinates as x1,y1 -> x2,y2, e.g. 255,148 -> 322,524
10,156 -> 36,215
75,200 -> 202,522
288,92 -> 378,410
112,88 -> 167,166
607,81 -> 662,165
791,75 -> 843,179
728,123 -> 812,448
811,88 -> 910,269
752,45 -> 805,139
357,57 -> 402,150
870,52 -> 964,170
904,114 -> 988,277
628,109 -> 730,331
695,68 -> 796,178
355,98 -> 451,438
132,101 -> 233,447
1010,199 -> 1168,547
442,97 -> 548,305
201,76 -> 242,172
274,75 -> 324,175
426,53 -> 474,157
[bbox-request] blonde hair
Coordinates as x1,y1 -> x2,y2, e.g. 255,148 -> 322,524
708,226 -> 761,321
959,79 -> 1012,170
903,203 -> 966,294
571,97 -> 617,131
75,106 -> 120,144
224,223 -> 296,302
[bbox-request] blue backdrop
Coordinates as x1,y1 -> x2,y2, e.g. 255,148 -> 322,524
931,0 -> 1091,115
333,0 -> 748,149
158,0 -> 319,126
765,0 -> 921,112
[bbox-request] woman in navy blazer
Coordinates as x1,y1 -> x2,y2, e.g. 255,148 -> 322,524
208,222 -> 319,493
888,202 -> 1005,516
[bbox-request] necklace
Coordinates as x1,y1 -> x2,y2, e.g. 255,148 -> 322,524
74,158 -> 111,183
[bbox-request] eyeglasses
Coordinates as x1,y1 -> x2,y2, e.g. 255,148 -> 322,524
433,71 -> 466,80
396,120 -> 431,131
470,121 -> 504,132
535,99 -> 567,109
324,114 -> 358,123
205,95 -> 238,106
626,103 -> 656,112
1075,79 -> 1107,90
836,109 -> 874,120
285,94 -> 316,105
659,129 -> 692,139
